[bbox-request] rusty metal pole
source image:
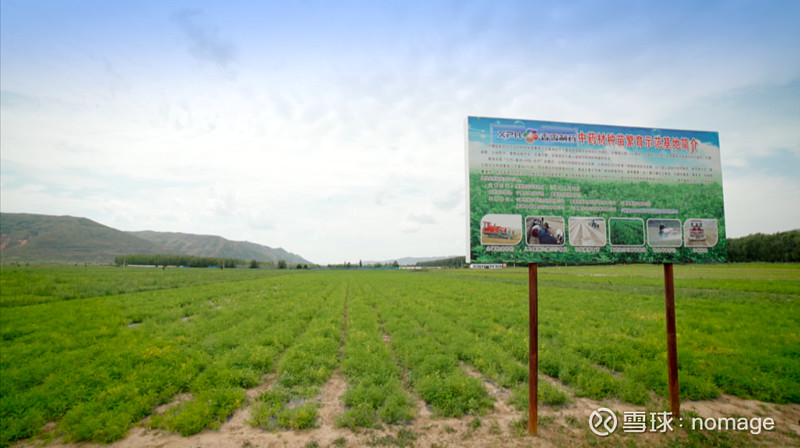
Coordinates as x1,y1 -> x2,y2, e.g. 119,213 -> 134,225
664,263 -> 680,418
528,263 -> 538,435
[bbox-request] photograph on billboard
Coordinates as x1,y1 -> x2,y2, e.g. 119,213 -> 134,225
465,116 -> 726,264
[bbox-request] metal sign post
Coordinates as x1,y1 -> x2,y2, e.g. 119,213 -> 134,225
528,263 -> 539,435
664,263 -> 680,418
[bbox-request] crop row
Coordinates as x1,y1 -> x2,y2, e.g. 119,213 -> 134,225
0,266 -> 291,307
413,276 -> 651,403
2,265 -> 797,447
363,275 -> 572,411
364,280 -> 494,417
422,267 -> 799,403
248,281 -> 346,430
1,276 -> 335,445
335,282 -> 415,428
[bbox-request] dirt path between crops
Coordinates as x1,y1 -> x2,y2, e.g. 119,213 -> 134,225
13,373 -> 800,448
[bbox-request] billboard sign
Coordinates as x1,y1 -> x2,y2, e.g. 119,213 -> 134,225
465,116 -> 726,264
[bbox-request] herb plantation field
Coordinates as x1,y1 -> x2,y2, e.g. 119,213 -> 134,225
1,264 -> 798,447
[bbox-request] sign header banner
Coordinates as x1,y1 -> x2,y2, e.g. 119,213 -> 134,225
465,116 -> 726,264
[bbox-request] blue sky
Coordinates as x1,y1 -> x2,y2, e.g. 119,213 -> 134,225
1,0 -> 798,265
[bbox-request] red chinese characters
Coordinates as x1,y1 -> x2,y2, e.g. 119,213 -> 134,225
575,129 -> 696,153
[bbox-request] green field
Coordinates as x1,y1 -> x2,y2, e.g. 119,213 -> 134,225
1,264 -> 798,446
610,218 -> 645,246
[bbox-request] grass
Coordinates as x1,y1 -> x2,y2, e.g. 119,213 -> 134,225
0,264 -> 797,446
366,428 -> 417,447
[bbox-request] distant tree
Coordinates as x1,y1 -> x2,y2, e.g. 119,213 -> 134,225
416,256 -> 466,268
278,259 -> 287,269
303,264 -> 308,269
359,260 -> 363,268
728,230 -> 799,262
249,259 -> 260,269
296,263 -> 302,269
392,260 -> 399,268
114,254 -> 246,268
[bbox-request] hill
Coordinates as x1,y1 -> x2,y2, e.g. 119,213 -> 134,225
129,231 -> 311,266
0,213 -> 168,263
0,213 -> 313,265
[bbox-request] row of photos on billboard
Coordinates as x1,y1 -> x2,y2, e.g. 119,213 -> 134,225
465,116 -> 726,264
480,214 -> 718,248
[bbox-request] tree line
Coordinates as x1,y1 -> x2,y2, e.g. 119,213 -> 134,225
416,256 -> 466,268
324,261 -> 400,269
115,254 -> 246,268
727,230 -> 799,262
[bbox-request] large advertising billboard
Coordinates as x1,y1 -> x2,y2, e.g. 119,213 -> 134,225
465,116 -> 726,264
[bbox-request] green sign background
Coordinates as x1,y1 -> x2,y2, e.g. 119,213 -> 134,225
465,116 -> 726,264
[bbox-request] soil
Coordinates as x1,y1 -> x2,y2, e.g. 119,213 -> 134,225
13,371 -> 799,448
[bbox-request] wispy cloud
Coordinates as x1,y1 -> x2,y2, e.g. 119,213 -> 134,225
170,9 -> 237,68
0,90 -> 40,109
433,189 -> 464,212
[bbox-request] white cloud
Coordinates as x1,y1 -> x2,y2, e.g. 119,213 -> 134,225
1,1 -> 798,264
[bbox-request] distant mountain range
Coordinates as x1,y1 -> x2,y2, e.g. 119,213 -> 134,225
0,213 -> 312,265
129,230 -> 311,265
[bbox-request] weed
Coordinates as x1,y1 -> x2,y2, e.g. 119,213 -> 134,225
566,415 -> 580,427
469,417 -> 481,429
509,418 -> 528,437
366,428 -> 417,447
543,415 -> 558,427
